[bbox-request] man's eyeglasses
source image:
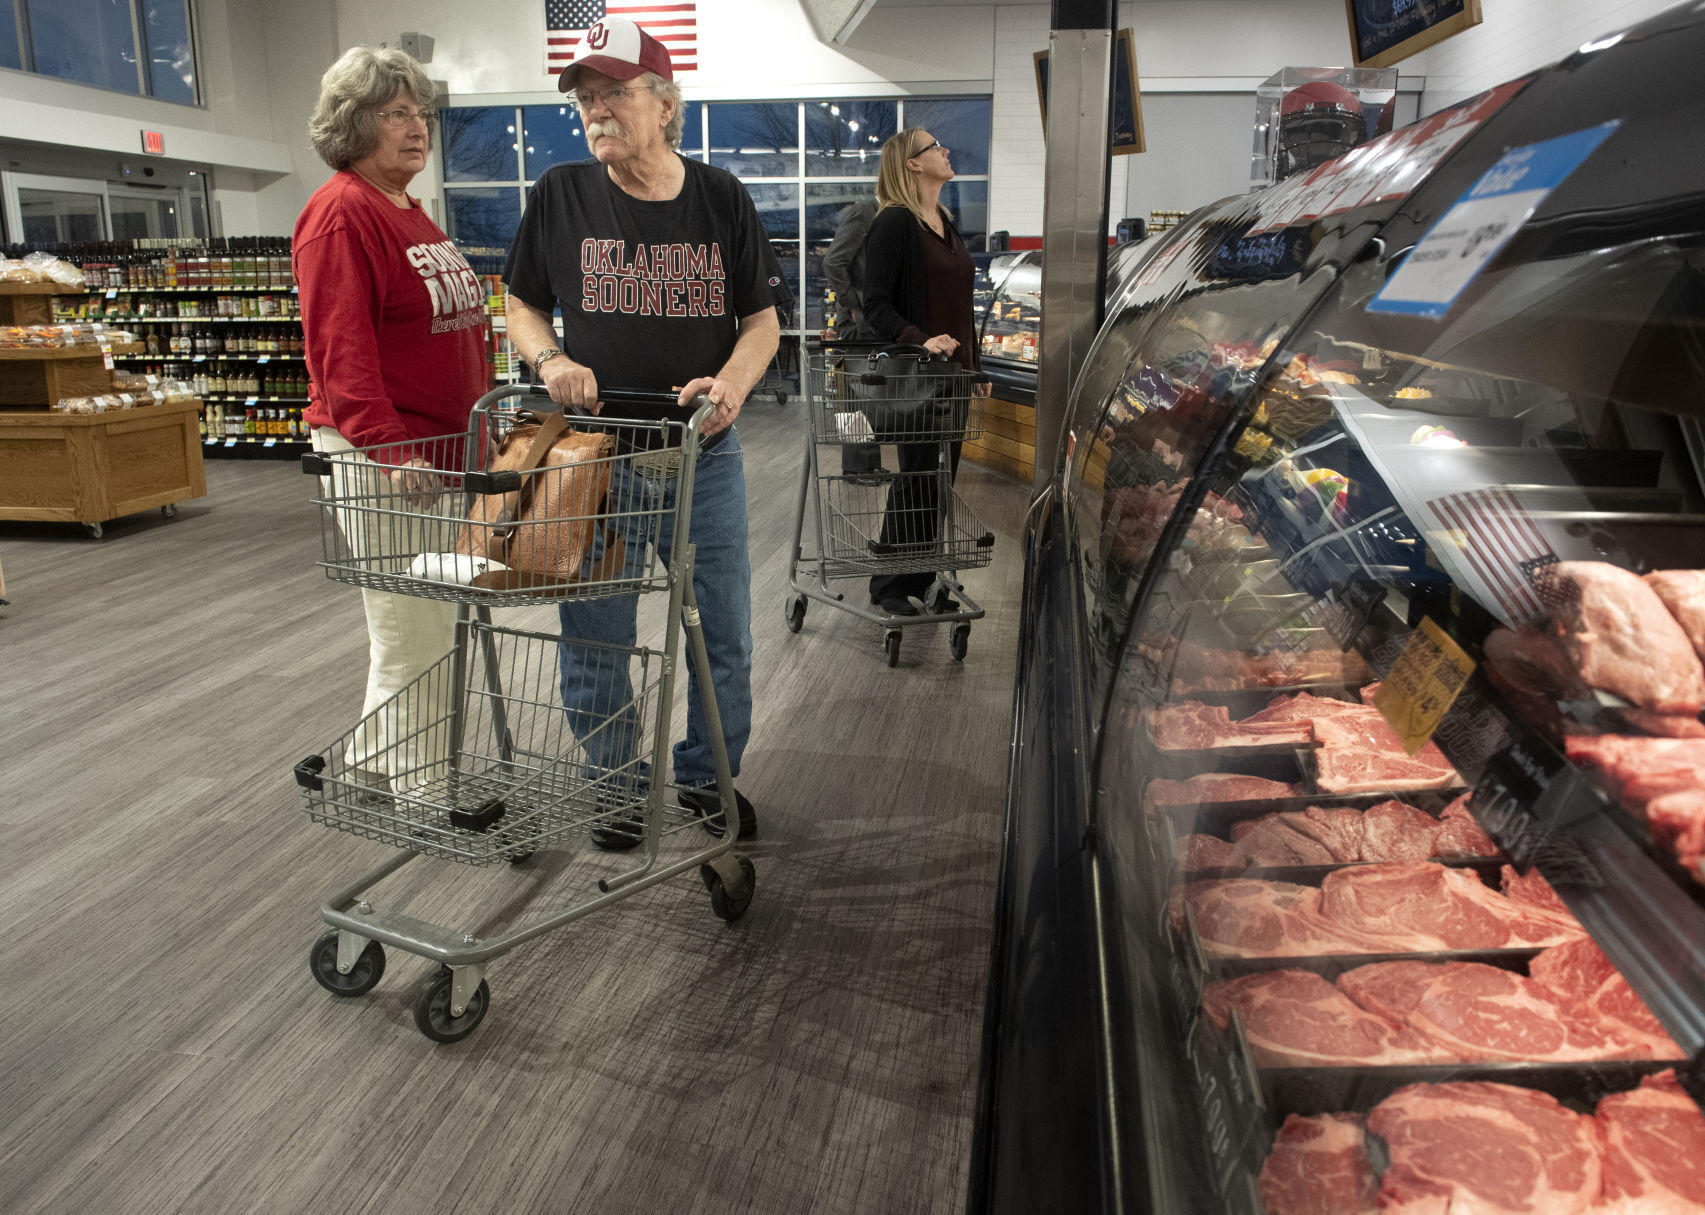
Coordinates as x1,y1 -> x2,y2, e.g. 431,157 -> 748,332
376,107 -> 435,128
913,140 -> 945,156
570,85 -> 644,113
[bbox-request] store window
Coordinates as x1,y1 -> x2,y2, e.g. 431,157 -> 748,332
439,95 -> 993,339
16,0 -> 198,103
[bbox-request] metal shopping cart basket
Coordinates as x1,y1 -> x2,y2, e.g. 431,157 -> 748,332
292,384 -> 754,1042
785,340 -> 995,666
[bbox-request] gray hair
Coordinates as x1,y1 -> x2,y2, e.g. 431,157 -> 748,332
309,46 -> 437,170
649,73 -> 686,149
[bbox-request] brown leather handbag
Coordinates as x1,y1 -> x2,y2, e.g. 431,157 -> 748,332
457,411 -> 624,591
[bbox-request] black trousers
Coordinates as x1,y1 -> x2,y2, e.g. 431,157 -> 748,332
869,437 -> 963,603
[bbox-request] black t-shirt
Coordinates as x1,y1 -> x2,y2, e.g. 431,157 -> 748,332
504,155 -> 789,428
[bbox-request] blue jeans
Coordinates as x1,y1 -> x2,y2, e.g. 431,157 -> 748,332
557,426 -> 752,789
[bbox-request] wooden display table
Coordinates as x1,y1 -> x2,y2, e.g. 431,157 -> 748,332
964,395 -> 1036,482
0,280 -> 79,326
0,345 -> 116,407
0,399 -> 206,536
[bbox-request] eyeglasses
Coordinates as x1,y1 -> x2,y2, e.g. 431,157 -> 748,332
376,107 -> 435,128
569,85 -> 644,113
912,140 -> 945,156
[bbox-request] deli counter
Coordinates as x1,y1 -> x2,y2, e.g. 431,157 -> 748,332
973,7 -> 1705,1213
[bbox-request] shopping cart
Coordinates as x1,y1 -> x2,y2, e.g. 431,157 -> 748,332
292,384 -> 754,1042
786,340 -> 995,666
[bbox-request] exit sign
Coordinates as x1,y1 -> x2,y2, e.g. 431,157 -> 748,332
141,130 -> 165,155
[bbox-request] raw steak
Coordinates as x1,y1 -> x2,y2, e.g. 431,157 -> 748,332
1335,960 -> 1632,1062
1232,816 -> 1338,866
1179,879 -> 1382,958
1318,862 -> 1583,951
1535,561 -> 1705,713
1361,800 -> 1450,862
1175,832 -> 1242,870
1145,772 -> 1300,810
1433,794 -> 1500,858
1278,805 -> 1369,863
1258,1113 -> 1379,1215
1565,736 -> 1705,812
1644,569 -> 1705,663
1528,938 -> 1682,1058
1595,1070 -> 1705,1214
1369,1081 -> 1602,1215
1203,969 -> 1445,1067
1147,700 -> 1313,749
1499,865 -> 1573,920
1618,708 -> 1705,739
1647,790 -> 1705,869
1243,692 -> 1371,725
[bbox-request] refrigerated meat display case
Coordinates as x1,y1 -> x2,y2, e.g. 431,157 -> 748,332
973,7 -> 1705,1213
973,240 -> 1156,405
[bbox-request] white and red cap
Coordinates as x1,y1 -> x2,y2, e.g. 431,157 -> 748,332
557,17 -> 674,92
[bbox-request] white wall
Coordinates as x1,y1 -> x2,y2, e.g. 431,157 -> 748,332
1410,0 -> 1684,112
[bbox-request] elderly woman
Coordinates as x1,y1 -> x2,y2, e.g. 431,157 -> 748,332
859,126 -> 990,618
296,46 -> 488,795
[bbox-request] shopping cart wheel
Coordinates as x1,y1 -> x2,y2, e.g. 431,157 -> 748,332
308,930 -> 386,997
950,624 -> 970,661
412,970 -> 490,1043
702,856 -> 757,922
785,594 -> 806,633
885,630 -> 902,668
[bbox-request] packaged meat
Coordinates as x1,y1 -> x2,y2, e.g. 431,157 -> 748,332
1534,562 -> 1705,714
1257,1113 -> 1379,1215
1369,1081 -> 1603,1215
1644,570 -> 1705,665
1595,1070 -> 1705,1214
1203,969 -> 1446,1067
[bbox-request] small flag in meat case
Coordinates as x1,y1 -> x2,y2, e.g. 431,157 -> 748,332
547,0 -> 698,77
1428,486 -> 1557,624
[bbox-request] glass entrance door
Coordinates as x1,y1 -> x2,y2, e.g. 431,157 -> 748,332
16,184 -> 107,243
109,189 -> 182,240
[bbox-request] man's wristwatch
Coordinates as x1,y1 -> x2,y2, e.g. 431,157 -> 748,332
533,347 -> 566,370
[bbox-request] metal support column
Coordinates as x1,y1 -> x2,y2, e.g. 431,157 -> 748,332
1033,0 -> 1116,493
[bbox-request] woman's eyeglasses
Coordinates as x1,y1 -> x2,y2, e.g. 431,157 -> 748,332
570,85 -> 643,113
913,140 -> 945,156
376,107 -> 435,128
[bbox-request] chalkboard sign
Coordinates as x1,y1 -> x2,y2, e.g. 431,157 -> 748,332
1034,28 -> 1146,156
1346,0 -> 1483,69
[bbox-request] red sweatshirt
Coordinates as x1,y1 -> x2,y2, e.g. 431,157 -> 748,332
296,171 -> 487,453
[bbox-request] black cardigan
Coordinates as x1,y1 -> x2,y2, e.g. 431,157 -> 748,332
859,204 -> 981,374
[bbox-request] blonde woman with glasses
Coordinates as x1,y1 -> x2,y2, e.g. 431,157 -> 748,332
296,46 -> 489,797
858,127 -> 992,618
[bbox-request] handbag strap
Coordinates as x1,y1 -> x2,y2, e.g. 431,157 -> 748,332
507,409 -> 569,521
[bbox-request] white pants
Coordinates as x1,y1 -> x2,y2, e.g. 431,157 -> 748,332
312,426 -> 458,792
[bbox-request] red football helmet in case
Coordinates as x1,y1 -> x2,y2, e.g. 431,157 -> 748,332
1276,81 -> 1369,180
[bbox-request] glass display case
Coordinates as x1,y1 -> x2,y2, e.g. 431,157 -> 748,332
974,7 -> 1705,1213
972,240 -> 1157,404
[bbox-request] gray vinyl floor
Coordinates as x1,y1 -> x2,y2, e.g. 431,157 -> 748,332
0,395 -> 1028,1215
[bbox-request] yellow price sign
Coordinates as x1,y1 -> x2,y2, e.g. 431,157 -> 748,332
1374,617 -> 1476,755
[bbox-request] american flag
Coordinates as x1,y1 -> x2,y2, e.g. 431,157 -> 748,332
1428,486 -> 1556,624
546,0 -> 698,77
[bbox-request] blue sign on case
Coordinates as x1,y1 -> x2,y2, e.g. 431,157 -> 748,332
1368,120 -> 1621,318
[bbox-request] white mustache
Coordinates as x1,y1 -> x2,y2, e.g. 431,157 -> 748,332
586,120 -> 628,143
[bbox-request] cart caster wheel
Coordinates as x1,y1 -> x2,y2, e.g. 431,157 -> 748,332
412,970 -> 490,1043
702,857 -> 757,922
785,594 -> 806,633
885,630 -> 902,667
161,503 -> 178,518
950,624 -> 970,662
85,522 -> 103,540
506,850 -> 535,865
309,930 -> 386,997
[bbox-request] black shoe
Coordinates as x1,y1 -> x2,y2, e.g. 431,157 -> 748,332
590,792 -> 645,851
927,589 -> 961,614
677,785 -> 758,840
873,595 -> 919,617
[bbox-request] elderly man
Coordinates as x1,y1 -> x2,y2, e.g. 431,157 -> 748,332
504,16 -> 785,847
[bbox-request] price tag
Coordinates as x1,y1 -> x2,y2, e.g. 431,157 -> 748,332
257,355 -> 270,364
223,438 -> 236,447
100,344 -> 115,370
264,437 -> 276,447
245,397 -> 258,406
1370,122 -> 1619,318
1375,618 -> 1475,754
104,288 -> 117,299
192,354 -> 205,363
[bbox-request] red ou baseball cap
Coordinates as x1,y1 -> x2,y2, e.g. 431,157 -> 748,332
557,17 -> 674,92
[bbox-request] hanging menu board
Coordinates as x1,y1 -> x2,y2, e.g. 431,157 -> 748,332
1346,0 -> 1484,69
